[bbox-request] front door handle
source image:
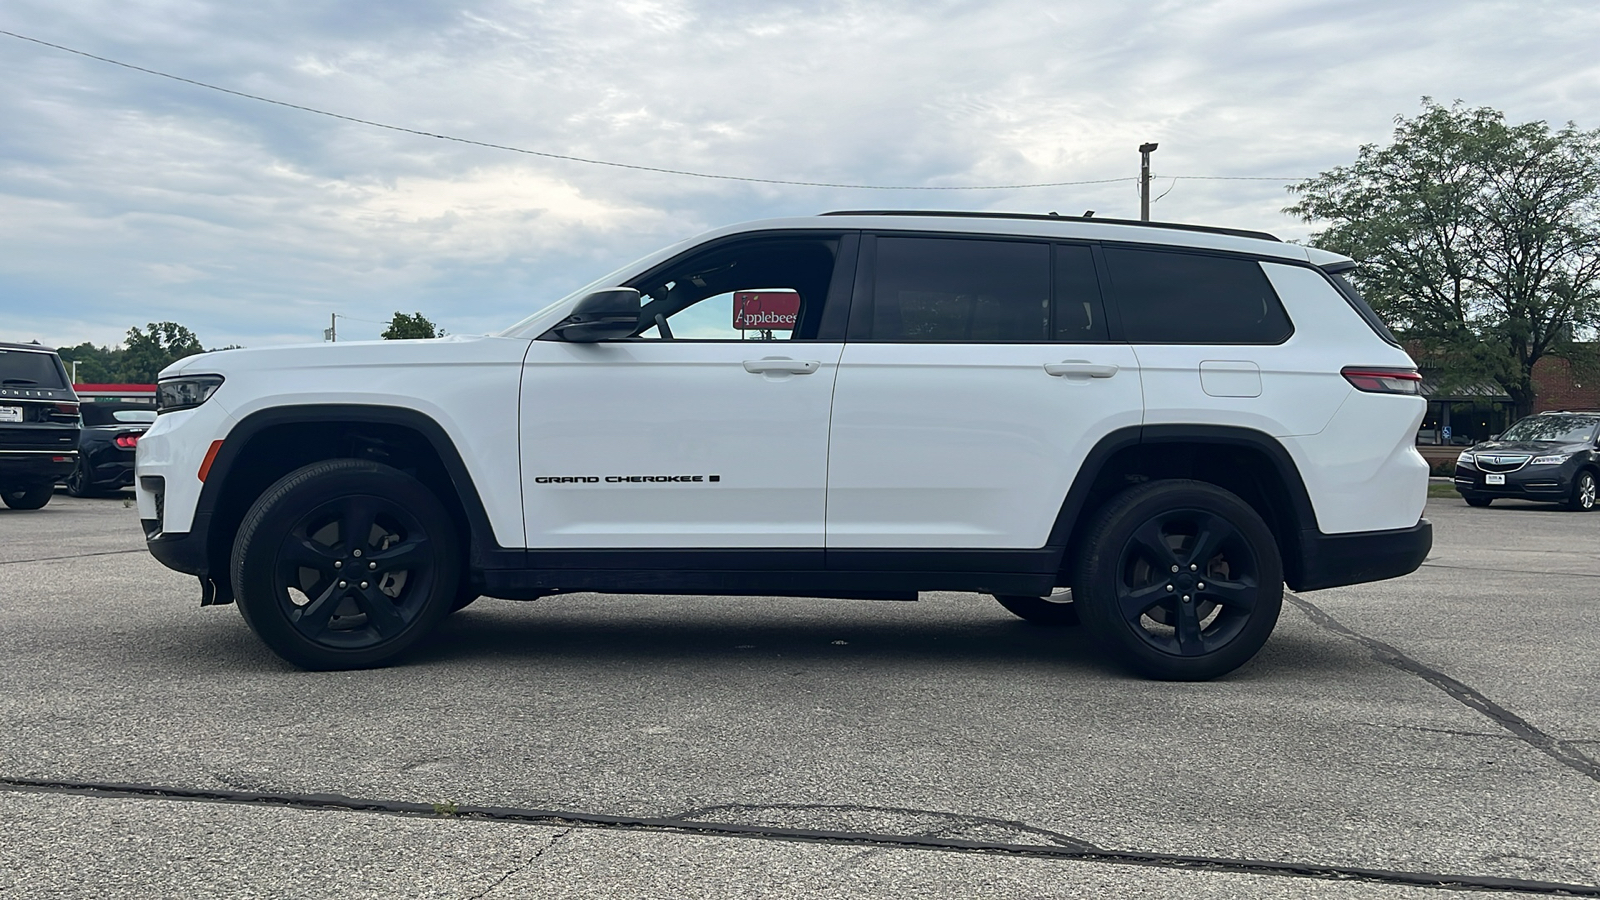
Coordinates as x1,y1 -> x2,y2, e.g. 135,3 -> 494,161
743,358 -> 820,375
1044,360 -> 1119,378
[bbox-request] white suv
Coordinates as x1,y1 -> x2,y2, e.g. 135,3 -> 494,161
137,211 -> 1431,679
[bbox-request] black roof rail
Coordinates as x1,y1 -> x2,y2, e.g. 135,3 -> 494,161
818,209 -> 1282,242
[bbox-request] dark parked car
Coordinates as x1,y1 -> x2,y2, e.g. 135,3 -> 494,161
0,341 -> 80,510
65,402 -> 154,496
1454,411 -> 1600,511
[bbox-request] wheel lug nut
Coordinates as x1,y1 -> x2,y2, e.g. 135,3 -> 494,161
368,561 -> 377,570
360,581 -> 369,589
1197,582 -> 1205,590
334,561 -> 342,569
1182,595 -> 1192,603
1170,565 -> 1179,573
1166,584 -> 1174,592
338,580 -> 347,588
1189,564 -> 1198,571
353,549 -> 362,557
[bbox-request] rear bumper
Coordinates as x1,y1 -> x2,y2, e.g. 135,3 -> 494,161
0,450 -> 77,487
1292,519 -> 1432,592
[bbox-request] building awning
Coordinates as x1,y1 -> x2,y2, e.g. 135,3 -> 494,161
1418,376 -> 1510,402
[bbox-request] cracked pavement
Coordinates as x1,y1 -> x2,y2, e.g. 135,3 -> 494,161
0,493 -> 1596,897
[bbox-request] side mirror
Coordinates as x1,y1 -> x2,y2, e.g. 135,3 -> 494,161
544,288 -> 641,342
1489,433 -> 1500,441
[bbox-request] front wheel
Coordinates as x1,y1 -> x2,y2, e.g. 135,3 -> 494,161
1566,471 -> 1597,512
231,459 -> 462,670
1072,480 -> 1283,681
1,482 -> 54,510
1464,496 -> 1492,508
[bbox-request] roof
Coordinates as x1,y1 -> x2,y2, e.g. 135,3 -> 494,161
0,341 -> 58,353
1419,376 -> 1510,401
819,210 -> 1282,242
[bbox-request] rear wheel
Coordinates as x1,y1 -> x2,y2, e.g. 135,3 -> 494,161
1464,496 -> 1492,508
992,591 -> 1079,626
1566,471 -> 1597,512
1,482 -> 54,510
1072,480 -> 1282,681
231,459 -> 462,670
65,459 -> 99,497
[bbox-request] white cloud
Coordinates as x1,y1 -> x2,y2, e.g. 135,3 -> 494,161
1,0 -> 1598,348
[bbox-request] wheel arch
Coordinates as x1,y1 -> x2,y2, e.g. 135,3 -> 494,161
195,404 -> 515,603
1049,425 -> 1321,589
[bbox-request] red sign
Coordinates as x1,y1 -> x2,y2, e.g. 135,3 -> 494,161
733,291 -> 800,331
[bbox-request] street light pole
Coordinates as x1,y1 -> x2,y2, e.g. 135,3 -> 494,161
1139,142 -> 1159,222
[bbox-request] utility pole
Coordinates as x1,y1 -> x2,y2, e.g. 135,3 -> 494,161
1139,142 -> 1159,222
324,313 -> 337,342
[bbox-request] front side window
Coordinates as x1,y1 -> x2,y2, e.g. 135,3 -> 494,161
633,238 -> 839,341
868,237 -> 1051,341
1103,247 -> 1292,344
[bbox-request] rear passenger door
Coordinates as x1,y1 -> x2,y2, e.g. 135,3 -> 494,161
1099,246 -> 1351,438
824,235 -> 1142,550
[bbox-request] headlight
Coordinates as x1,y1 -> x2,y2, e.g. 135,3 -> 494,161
1530,454 -> 1571,466
1457,452 -> 1476,467
156,375 -> 225,414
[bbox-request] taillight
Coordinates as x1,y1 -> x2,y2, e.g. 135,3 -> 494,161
1341,366 -> 1422,395
115,433 -> 141,449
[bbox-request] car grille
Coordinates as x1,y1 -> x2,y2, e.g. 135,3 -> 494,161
1475,454 -> 1532,473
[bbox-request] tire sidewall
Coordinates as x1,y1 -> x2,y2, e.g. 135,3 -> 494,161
1571,471 -> 1597,512
2,482 -> 54,510
232,460 -> 461,669
1073,480 -> 1283,681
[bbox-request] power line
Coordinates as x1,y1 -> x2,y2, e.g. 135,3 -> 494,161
0,29 -> 1310,190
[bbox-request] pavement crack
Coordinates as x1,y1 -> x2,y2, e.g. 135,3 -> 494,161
2,776 -> 1596,897
1362,722 -> 1517,741
465,827 -> 571,899
669,801 -> 1101,851
1287,592 -> 1600,784
0,548 -> 145,566
1419,562 -> 1600,579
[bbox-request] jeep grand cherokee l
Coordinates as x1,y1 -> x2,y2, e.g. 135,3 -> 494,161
0,341 -> 79,510
137,211 -> 1432,680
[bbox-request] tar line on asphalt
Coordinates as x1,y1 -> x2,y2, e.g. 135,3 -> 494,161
0,548 -> 145,566
1286,592 -> 1600,784
1,777 -> 1596,896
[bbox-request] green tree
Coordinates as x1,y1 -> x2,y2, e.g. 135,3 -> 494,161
55,341 -> 122,383
120,322 -> 206,383
1286,100 -> 1600,418
381,312 -> 442,340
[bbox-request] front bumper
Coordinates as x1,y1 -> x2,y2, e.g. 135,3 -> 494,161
1293,518 -> 1432,592
1453,462 -> 1575,500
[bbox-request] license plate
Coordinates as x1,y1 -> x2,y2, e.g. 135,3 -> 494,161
0,406 -> 20,423
1486,473 -> 1506,485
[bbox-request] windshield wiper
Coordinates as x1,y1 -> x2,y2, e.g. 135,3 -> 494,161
1,378 -> 40,385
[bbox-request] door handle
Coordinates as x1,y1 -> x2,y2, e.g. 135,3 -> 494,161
743,358 -> 820,375
1044,361 -> 1119,378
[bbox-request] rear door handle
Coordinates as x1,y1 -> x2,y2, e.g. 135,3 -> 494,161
1044,361 -> 1119,378
743,358 -> 820,375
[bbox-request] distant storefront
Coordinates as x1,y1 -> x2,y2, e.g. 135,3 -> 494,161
1417,377 -> 1513,446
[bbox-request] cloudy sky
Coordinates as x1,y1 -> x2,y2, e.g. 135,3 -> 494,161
2,0 -> 1598,350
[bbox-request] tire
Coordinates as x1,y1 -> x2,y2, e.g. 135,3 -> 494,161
1,482 -> 54,510
1071,479 -> 1283,681
993,591 -> 1079,626
450,590 -> 480,613
65,459 -> 99,498
231,459 -> 462,670
1464,496 -> 1492,508
1566,470 -> 1598,512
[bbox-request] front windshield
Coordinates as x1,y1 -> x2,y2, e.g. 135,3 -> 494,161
1498,415 -> 1599,444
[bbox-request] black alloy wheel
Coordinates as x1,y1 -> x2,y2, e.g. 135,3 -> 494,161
65,459 -> 97,497
1567,471 -> 1597,512
1073,480 -> 1283,681
992,590 -> 1080,626
232,459 -> 461,670
1,482 -> 54,510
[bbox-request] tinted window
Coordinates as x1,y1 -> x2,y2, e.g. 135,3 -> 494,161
870,237 -> 1050,341
1054,244 -> 1109,342
0,349 -> 67,388
1104,247 -> 1292,344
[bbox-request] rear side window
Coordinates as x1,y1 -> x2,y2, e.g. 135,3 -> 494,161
1103,247 -> 1292,344
0,349 -> 68,388
869,237 -> 1050,341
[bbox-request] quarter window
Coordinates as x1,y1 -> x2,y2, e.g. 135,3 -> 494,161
1103,247 -> 1292,344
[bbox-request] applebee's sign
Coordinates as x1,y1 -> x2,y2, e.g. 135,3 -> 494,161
733,291 -> 800,331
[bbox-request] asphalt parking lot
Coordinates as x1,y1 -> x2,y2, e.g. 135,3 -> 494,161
1,491 -> 1597,898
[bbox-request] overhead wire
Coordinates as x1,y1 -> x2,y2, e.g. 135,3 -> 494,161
0,29 -> 1309,190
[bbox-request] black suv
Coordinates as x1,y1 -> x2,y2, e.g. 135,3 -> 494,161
1454,411 -> 1600,511
0,342 -> 80,510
